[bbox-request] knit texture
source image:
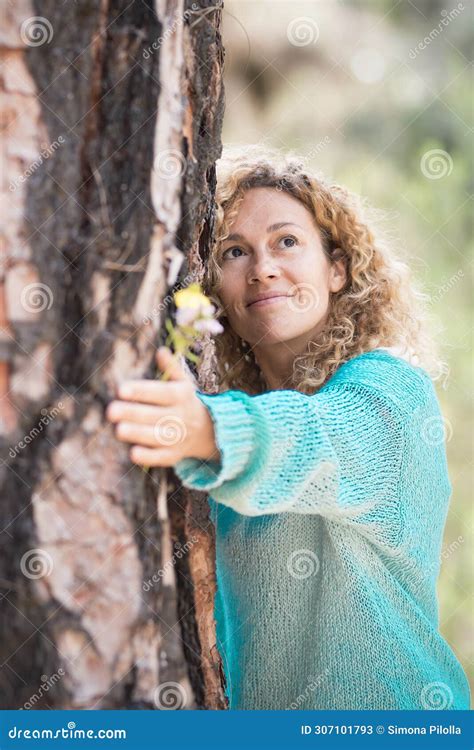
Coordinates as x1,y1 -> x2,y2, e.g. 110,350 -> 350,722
174,349 -> 471,710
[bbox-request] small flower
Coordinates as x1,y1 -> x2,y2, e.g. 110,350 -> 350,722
194,318 -> 224,335
142,281 -> 223,473
174,283 -> 210,312
173,282 -> 223,335
175,306 -> 203,327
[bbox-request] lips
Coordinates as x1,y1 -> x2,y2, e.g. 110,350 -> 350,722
246,293 -> 290,308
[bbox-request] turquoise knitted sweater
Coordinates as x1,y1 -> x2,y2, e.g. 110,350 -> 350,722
174,349 -> 470,710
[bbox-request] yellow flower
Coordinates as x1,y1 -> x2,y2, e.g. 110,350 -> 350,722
174,283 -> 210,310
173,281 -> 223,334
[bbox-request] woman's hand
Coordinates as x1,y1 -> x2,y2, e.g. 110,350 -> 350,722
106,347 -> 220,468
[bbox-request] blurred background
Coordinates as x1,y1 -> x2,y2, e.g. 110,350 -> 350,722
221,0 -> 473,693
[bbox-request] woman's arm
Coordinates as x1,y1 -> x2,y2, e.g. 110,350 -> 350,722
174,356 -> 433,549
107,348 -> 431,548
175,382 -> 405,522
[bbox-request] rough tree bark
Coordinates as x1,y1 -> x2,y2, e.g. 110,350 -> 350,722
0,0 -> 226,709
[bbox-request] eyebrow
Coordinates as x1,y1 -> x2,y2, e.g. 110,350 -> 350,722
224,222 -> 304,243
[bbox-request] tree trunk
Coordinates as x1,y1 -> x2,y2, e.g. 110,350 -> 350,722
0,0 -> 226,710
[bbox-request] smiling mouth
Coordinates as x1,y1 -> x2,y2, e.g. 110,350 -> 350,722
247,295 -> 289,308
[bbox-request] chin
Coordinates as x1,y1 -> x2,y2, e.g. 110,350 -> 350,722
248,323 -> 314,346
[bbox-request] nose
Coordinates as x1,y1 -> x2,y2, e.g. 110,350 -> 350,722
247,251 -> 281,284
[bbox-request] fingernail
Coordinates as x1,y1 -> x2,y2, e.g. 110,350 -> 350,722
106,402 -> 118,419
118,383 -> 132,398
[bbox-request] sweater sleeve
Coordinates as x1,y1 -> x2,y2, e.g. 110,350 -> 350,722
174,358 -> 429,548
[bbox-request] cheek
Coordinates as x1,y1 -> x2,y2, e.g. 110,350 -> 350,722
219,267 -> 244,307
288,277 -> 329,317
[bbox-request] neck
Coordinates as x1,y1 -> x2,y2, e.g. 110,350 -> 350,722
252,327 -> 323,390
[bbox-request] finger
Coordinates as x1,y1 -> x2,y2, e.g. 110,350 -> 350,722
130,445 -> 178,467
156,347 -> 188,382
117,378 -> 183,405
116,422 -> 160,448
116,419 -> 188,448
106,400 -> 164,425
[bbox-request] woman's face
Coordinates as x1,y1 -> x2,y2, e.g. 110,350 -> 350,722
216,187 -> 347,349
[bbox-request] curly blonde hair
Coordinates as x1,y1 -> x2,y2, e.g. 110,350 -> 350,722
196,144 -> 447,396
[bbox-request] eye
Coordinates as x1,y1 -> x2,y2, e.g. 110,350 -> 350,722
278,234 -> 298,249
222,246 -> 245,260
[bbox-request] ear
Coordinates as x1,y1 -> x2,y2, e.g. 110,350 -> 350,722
329,249 -> 347,293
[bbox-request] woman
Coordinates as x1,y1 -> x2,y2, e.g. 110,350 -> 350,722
106,145 -> 470,710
